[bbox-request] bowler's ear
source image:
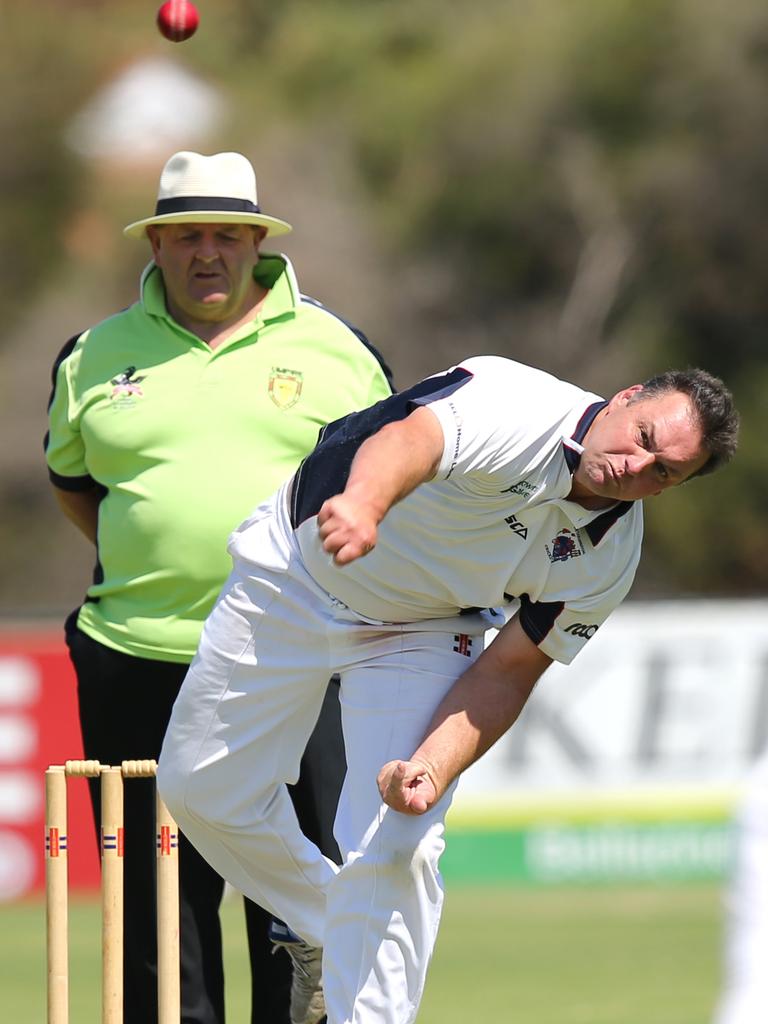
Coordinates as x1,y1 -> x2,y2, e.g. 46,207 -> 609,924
607,383 -> 644,409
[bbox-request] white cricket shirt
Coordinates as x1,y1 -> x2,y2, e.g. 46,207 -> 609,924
291,356 -> 643,664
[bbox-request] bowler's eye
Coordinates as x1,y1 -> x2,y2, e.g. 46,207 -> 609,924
656,462 -> 669,481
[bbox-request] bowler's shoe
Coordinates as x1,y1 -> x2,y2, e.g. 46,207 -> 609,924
268,919 -> 325,1024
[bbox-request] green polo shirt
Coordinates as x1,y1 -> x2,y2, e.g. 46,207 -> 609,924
47,255 -> 392,662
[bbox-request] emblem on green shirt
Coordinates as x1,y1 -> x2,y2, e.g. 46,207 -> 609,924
268,367 -> 303,409
110,366 -> 146,405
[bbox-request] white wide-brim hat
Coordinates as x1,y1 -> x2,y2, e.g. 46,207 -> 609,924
123,151 -> 292,239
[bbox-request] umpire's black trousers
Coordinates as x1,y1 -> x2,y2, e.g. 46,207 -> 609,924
66,618 -> 345,1024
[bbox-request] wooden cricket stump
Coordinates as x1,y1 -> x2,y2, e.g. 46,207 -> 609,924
45,765 -> 70,1024
122,760 -> 181,1023
45,759 -> 180,1023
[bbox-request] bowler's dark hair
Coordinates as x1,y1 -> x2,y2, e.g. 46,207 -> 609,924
628,368 -> 739,478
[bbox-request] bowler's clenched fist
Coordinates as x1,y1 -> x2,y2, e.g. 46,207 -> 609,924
377,759 -> 438,815
317,494 -> 378,565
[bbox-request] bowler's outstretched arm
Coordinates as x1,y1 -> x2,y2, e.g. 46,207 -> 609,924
378,615 -> 552,814
318,405 -> 444,565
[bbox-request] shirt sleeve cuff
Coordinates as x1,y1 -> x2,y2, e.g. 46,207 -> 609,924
48,468 -> 98,492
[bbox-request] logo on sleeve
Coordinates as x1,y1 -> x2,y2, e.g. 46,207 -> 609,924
564,622 -> 599,639
546,527 -> 585,563
110,366 -> 146,405
268,367 -> 303,409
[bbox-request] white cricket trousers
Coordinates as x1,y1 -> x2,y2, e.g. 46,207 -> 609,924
158,493 -> 487,1024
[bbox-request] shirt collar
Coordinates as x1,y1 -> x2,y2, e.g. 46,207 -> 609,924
140,262 -> 168,318
558,399 -> 634,541
252,253 -> 299,322
585,500 -> 634,544
562,400 -> 607,472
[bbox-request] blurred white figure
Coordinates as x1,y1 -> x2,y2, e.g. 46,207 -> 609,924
714,748 -> 768,1024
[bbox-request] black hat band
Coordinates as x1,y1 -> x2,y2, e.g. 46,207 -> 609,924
154,196 -> 262,216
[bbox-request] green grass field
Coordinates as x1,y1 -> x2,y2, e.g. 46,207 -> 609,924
1,883 -> 724,1023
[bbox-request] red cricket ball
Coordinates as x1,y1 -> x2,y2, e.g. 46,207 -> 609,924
156,1 -> 200,43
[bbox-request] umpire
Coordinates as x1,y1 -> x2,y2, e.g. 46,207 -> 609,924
45,150 -> 393,1024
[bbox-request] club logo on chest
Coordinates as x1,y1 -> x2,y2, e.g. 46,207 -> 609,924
268,367 -> 303,409
546,527 -> 585,563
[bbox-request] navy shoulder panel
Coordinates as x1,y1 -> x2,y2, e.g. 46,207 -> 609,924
44,331 -> 84,456
290,366 -> 473,527
47,332 -> 83,413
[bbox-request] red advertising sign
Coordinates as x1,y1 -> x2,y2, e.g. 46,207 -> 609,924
0,626 -> 99,899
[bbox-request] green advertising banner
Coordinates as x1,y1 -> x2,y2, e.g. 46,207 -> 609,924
442,821 -> 734,884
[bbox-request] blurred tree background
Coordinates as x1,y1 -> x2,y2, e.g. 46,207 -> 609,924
1,0 -> 765,616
